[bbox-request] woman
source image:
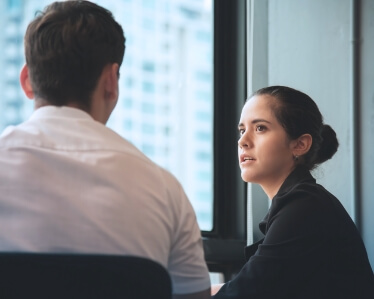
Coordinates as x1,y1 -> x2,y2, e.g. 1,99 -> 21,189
212,86 -> 374,298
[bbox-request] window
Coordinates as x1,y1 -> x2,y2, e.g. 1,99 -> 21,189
142,61 -> 155,72
123,119 -> 132,131
0,0 -> 215,232
196,30 -> 212,42
141,123 -> 155,134
195,71 -> 211,82
142,18 -> 155,31
141,102 -> 155,114
141,143 -> 155,156
123,98 -> 133,109
105,0 -> 214,231
196,131 -> 211,142
7,0 -> 22,10
141,81 -> 155,93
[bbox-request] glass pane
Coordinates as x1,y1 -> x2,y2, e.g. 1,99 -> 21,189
0,0 -> 214,231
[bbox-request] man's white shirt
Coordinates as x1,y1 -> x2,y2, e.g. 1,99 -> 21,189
0,106 -> 210,294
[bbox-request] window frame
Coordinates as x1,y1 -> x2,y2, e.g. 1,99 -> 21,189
202,0 -> 248,280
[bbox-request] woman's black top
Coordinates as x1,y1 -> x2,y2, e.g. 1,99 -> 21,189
213,166 -> 374,299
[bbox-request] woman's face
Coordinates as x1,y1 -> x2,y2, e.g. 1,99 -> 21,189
238,95 -> 296,197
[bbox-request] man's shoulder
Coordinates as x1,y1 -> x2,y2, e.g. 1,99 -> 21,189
100,128 -> 184,192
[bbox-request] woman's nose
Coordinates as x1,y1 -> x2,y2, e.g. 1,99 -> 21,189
238,134 -> 248,148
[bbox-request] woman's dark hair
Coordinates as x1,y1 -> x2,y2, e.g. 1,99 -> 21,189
24,0 -> 125,111
252,86 -> 339,170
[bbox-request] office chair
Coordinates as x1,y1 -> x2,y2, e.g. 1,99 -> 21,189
0,253 -> 172,299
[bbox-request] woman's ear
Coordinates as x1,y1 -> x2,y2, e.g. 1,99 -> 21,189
20,64 -> 34,99
292,134 -> 313,157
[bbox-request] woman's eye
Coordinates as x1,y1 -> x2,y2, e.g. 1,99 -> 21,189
256,125 -> 266,132
238,129 -> 245,136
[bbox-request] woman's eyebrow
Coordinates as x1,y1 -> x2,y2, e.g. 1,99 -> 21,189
238,119 -> 271,127
251,119 -> 271,124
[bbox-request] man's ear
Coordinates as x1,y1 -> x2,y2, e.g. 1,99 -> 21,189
104,63 -> 119,103
291,134 -> 313,157
20,64 -> 34,99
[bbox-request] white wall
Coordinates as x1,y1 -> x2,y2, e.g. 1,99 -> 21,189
268,0 -> 352,212
360,0 -> 374,267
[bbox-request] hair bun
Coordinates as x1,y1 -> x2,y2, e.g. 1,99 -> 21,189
315,124 -> 339,164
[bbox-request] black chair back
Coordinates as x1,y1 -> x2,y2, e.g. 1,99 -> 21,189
0,253 -> 172,299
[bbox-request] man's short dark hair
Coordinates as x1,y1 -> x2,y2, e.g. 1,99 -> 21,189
24,0 -> 126,111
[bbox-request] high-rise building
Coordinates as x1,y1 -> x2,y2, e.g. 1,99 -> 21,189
106,0 -> 213,230
0,0 -> 28,130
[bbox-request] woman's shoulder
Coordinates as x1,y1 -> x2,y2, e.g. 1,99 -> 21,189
273,179 -> 336,212
266,181 -> 338,231
268,178 -> 357,238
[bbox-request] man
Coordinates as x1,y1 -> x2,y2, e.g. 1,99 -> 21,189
0,1 -> 210,298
